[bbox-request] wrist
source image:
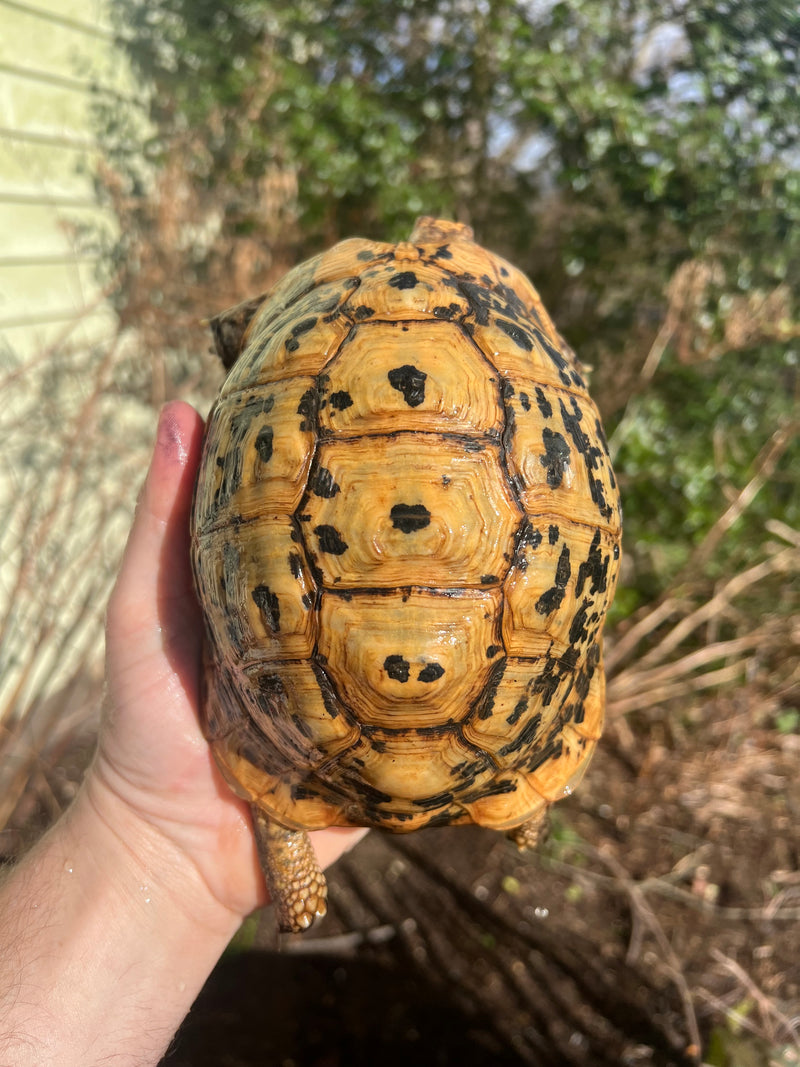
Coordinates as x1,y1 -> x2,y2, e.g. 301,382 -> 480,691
75,767 -> 246,941
0,776 -> 243,1067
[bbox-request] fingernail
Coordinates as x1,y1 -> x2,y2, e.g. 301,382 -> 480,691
156,402 -> 188,464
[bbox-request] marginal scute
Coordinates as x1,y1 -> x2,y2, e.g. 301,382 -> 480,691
191,217 -> 622,848
462,771 -> 549,832
215,726 -> 346,830
524,721 -> 598,802
333,726 -> 495,808
243,661 -> 360,757
313,236 -> 394,283
409,216 -> 475,244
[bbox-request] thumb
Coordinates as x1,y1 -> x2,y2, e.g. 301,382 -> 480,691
104,400 -> 206,735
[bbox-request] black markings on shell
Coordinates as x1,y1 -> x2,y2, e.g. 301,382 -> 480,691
284,316 -> 318,352
252,585 -> 280,631
525,735 -> 563,773
500,713 -> 544,758
288,552 -> 303,579
458,279 -> 492,325
540,428 -> 570,488
388,364 -> 427,407
340,777 -> 394,806
461,437 -> 485,452
384,655 -> 410,682
329,390 -> 353,411
535,543 -> 571,615
309,466 -> 341,498
497,318 -> 533,351
531,658 -> 562,705
390,503 -> 431,533
313,525 -> 349,555
534,387 -> 552,419
297,388 -> 318,432
576,529 -> 608,596
558,397 -> 613,521
254,426 -> 274,463
389,270 -> 419,290
221,543 -> 242,645
569,597 -> 593,646
479,777 -> 517,797
257,671 -> 287,705
512,520 -> 542,571
417,662 -> 445,683
548,524 -> 560,545
411,790 -> 455,810
507,696 -> 528,726
533,327 -> 572,387
213,394 -> 275,511
473,660 -> 507,722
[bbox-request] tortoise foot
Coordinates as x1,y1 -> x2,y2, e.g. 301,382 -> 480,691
251,807 -> 328,933
507,809 -> 549,851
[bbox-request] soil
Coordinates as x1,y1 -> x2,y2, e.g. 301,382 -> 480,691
154,696 -> 800,1067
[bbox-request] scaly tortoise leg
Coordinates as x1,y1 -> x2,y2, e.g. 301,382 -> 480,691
251,807 -> 328,933
506,808 -> 549,850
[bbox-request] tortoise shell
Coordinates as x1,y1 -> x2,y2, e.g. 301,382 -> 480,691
192,217 -> 621,849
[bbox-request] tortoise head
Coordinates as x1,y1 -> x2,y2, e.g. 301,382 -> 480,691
208,293 -> 269,370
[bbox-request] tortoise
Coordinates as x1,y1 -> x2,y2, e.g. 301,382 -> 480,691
191,217 -> 622,933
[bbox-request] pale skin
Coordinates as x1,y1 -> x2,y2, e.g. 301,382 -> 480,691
0,401 -> 365,1067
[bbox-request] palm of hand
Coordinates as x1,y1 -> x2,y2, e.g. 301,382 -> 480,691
92,402 -> 362,923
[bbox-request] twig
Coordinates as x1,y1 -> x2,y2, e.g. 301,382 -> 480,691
710,948 -> 800,1047
282,923 -> 398,955
636,547 -> 798,670
541,850 -> 800,921
592,846 -> 703,1061
608,663 -> 746,717
609,632 -> 767,698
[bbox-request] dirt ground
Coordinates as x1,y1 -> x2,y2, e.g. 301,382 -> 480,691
148,694 -> 799,1067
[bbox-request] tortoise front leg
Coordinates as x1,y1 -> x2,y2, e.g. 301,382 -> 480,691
251,807 -> 328,933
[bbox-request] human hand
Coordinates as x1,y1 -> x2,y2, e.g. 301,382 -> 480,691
0,401 -> 367,1067
86,400 -> 365,925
